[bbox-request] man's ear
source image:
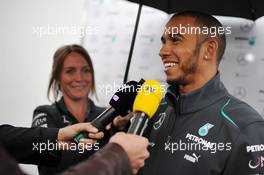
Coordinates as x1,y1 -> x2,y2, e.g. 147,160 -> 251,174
201,38 -> 218,61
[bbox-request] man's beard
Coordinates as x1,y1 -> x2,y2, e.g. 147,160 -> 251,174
166,42 -> 201,86
166,54 -> 199,86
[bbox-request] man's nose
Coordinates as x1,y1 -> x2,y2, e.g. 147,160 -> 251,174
159,44 -> 171,59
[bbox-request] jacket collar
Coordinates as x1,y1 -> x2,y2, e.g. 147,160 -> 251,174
166,72 -> 228,114
55,97 -> 95,120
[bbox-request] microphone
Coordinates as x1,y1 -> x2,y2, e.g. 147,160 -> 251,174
91,80 -> 144,130
127,80 -> 163,135
73,79 -> 144,143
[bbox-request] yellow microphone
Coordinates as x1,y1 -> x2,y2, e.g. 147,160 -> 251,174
128,80 -> 163,135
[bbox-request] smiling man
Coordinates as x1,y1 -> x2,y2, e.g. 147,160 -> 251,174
138,11 -> 264,175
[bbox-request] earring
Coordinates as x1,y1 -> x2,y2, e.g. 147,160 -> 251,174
205,55 -> 208,59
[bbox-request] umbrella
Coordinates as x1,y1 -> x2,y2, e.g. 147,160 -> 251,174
127,0 -> 264,20
123,0 -> 264,83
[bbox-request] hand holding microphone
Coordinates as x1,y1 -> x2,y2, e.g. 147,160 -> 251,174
125,80 -> 162,174
74,80 -> 144,143
110,132 -> 149,175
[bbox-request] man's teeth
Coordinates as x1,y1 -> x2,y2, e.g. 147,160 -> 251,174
164,63 -> 177,68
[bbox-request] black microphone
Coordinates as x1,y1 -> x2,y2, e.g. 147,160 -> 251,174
73,80 -> 144,143
127,80 -> 163,136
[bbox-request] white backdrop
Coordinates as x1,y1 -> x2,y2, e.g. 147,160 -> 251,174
0,0 -> 86,174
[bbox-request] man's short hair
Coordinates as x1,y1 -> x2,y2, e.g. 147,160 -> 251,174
170,11 -> 226,65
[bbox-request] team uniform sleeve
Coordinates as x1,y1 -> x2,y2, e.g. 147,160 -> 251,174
32,106 -> 59,128
223,121 -> 264,175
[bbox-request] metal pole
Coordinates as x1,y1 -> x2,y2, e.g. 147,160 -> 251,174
123,2 -> 143,83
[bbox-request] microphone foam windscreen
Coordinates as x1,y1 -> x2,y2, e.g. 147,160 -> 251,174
133,80 -> 163,118
109,80 -> 141,116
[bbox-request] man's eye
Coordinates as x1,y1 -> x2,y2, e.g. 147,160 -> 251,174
171,37 -> 181,42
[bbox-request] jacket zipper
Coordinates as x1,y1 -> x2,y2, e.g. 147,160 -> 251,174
166,95 -> 180,143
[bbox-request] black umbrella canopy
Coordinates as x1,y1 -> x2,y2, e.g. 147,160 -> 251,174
127,0 -> 264,20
